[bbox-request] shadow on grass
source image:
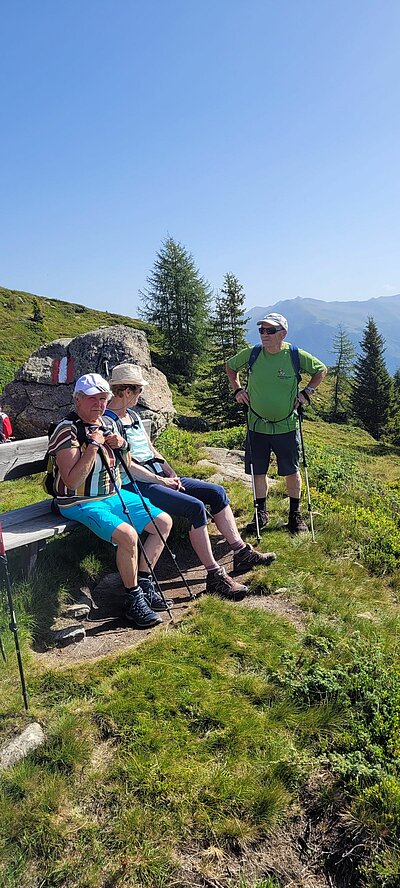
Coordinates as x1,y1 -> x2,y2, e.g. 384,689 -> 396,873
11,525 -> 116,650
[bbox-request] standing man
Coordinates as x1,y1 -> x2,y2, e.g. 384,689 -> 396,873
226,313 -> 326,533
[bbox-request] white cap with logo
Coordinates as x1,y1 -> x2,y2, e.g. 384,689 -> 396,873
257,312 -> 288,333
73,373 -> 112,397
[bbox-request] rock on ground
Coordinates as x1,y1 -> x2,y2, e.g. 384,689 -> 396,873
0,723 -> 45,771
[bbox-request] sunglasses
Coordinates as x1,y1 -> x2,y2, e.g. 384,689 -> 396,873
259,326 -> 283,335
125,384 -> 143,392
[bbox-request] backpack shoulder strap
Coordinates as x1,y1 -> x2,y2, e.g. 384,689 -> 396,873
64,411 -> 87,446
127,408 -> 141,427
103,410 -> 126,439
104,408 -> 118,421
289,344 -> 301,383
248,345 -> 262,373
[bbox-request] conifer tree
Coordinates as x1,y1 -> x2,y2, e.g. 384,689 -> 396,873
140,237 -> 211,382
196,273 -> 248,427
350,317 -> 393,439
393,368 -> 400,400
328,325 -> 355,422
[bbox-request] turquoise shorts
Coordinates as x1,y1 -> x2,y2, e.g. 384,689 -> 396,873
58,491 -> 163,543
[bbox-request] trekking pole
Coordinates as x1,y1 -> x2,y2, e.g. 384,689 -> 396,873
297,406 -> 316,543
243,407 -> 261,542
109,445 -> 195,601
0,523 -> 29,710
96,445 -> 175,621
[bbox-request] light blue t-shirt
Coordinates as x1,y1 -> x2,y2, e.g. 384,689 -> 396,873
104,409 -> 153,485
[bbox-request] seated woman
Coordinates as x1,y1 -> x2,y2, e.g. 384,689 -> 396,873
105,364 -> 276,601
48,372 -> 173,628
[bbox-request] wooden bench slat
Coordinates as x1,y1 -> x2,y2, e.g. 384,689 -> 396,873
3,519 -> 72,550
2,500 -> 53,527
0,437 -> 48,481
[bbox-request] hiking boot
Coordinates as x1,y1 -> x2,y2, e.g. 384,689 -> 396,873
206,567 -> 249,601
139,576 -> 173,612
233,544 -> 277,574
124,589 -> 163,628
245,509 -> 269,534
287,512 -> 308,534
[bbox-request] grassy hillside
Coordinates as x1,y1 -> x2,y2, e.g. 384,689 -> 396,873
0,417 -> 399,887
0,285 -> 154,388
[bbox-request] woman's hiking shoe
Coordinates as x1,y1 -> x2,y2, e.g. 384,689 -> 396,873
245,509 -> 269,533
206,567 -> 248,601
124,589 -> 163,628
139,576 -> 173,612
287,512 -> 308,534
233,544 -> 277,574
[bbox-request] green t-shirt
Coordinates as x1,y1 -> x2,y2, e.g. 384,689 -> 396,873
227,343 -> 326,434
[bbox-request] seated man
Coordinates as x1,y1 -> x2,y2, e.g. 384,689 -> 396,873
105,363 -> 277,601
48,372 -> 173,628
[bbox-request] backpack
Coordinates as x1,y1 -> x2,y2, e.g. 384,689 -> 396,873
247,343 -> 301,382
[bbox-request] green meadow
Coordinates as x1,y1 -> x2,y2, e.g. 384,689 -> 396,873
0,418 -> 399,888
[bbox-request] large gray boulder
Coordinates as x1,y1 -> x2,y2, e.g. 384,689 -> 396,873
3,326 -> 175,438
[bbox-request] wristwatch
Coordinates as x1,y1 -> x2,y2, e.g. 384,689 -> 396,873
87,439 -> 100,448
304,386 -> 315,395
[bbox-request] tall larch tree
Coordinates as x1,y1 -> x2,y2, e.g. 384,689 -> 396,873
350,317 -> 393,439
328,325 -> 355,422
196,273 -> 248,427
140,237 -> 211,383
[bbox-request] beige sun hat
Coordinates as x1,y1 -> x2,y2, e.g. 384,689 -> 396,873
110,363 -> 149,386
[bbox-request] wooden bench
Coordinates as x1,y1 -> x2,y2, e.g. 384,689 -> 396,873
0,420 -> 152,573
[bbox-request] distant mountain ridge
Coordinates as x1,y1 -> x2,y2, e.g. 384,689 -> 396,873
245,294 -> 400,372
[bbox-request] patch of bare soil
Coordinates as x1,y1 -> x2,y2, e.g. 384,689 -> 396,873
173,771 -> 362,888
240,587 -> 307,632
175,813 -> 337,888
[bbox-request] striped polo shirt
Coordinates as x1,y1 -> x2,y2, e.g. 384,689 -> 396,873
48,417 -> 122,505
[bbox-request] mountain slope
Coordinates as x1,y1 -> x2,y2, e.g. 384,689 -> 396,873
0,285 -> 150,372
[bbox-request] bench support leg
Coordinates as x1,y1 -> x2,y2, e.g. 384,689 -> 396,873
23,540 -> 47,578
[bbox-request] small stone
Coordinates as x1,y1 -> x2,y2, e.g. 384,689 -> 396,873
61,603 -> 91,620
0,723 -> 45,771
53,625 -> 86,646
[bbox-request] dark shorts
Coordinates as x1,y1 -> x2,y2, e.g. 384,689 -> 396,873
123,476 -> 230,529
245,429 -> 300,477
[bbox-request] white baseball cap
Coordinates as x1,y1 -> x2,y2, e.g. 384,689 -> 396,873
73,373 -> 112,397
257,312 -> 288,333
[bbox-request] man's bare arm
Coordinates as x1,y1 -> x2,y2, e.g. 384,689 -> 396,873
225,363 -> 250,406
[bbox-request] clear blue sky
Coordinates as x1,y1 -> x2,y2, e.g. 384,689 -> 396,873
1,0 -> 399,315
